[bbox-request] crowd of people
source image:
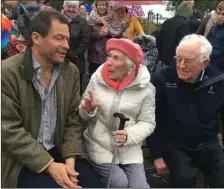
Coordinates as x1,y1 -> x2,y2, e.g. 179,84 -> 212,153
1,0 -> 224,188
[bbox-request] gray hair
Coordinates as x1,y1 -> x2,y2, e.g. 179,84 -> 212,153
176,34 -> 213,61
125,57 -> 136,74
63,1 -> 79,8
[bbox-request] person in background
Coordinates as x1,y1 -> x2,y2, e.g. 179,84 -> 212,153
113,6 -> 144,41
207,1 -> 224,146
147,34 -> 224,188
79,4 -> 87,18
42,0 -> 52,9
197,10 -> 217,36
1,0 -> 18,59
134,35 -> 159,73
79,38 -> 155,188
1,9 -> 103,188
207,1 -> 224,72
3,0 -> 42,20
1,14 -> 16,59
5,2 -> 42,59
183,0 -> 204,32
156,2 -> 193,65
62,0 -> 90,94
87,0 -> 127,73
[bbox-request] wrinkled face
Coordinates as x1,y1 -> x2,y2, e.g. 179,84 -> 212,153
216,9 -> 224,23
107,49 -> 130,82
96,1 -> 107,16
184,0 -> 194,7
32,20 -> 70,64
64,4 -> 78,17
176,44 -> 209,82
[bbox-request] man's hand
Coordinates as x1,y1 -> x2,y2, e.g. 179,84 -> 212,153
112,130 -> 128,146
79,90 -> 99,113
154,158 -> 169,175
65,159 -> 80,187
46,162 -> 80,188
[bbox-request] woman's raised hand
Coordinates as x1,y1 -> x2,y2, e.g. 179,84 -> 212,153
80,91 -> 100,113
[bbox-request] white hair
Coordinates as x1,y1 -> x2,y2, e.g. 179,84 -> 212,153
63,1 -> 79,8
125,57 -> 136,74
176,34 -> 213,61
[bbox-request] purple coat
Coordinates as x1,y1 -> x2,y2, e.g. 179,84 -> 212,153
88,24 -> 112,65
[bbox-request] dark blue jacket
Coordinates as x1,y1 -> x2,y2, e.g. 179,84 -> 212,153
207,23 -> 224,72
147,62 -> 224,161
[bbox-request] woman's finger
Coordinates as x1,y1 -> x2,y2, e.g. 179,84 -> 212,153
88,90 -> 93,100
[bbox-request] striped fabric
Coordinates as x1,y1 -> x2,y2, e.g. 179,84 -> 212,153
32,58 -> 60,150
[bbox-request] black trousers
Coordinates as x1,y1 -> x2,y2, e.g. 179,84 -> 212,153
17,147 -> 104,188
163,142 -> 224,188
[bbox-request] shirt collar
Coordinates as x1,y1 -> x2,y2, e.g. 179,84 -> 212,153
191,69 -> 205,83
32,56 -> 61,72
32,56 -> 41,71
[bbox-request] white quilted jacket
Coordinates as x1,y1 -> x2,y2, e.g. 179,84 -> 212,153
79,64 -> 156,165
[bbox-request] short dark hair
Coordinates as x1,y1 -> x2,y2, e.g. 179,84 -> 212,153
27,9 -> 69,46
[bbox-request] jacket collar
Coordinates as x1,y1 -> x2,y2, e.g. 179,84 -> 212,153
21,47 -> 69,81
70,14 -> 81,23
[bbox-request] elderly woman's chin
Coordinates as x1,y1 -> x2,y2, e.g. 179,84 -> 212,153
108,72 -> 115,80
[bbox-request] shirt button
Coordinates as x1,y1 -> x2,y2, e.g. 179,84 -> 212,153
44,111 -> 47,115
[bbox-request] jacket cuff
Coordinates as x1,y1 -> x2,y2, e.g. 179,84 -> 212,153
79,107 -> 98,120
62,153 -> 81,160
37,158 -> 54,174
123,129 -> 134,146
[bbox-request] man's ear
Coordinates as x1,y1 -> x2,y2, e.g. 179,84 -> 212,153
202,59 -> 210,69
31,32 -> 42,45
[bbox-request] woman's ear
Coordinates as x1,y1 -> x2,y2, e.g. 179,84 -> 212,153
129,64 -> 136,72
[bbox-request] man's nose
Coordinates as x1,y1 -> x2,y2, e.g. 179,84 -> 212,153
179,60 -> 187,69
62,39 -> 69,50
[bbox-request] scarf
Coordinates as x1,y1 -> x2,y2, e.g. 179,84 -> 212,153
204,12 -> 217,37
101,63 -> 137,92
61,10 -> 78,22
86,3 -> 123,37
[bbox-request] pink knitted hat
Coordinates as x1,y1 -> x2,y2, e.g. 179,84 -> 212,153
106,38 -> 143,69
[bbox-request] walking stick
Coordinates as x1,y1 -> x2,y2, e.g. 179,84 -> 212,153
106,113 -> 130,188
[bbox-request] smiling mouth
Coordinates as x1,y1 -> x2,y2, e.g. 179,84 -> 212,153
57,52 -> 66,57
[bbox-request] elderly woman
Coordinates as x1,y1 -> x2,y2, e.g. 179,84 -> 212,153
62,1 -> 90,93
79,38 -> 155,188
87,0 -> 128,73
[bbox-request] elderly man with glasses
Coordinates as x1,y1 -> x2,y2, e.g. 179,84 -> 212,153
147,34 -> 224,188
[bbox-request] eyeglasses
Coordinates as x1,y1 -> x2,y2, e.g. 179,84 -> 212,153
175,56 -> 195,66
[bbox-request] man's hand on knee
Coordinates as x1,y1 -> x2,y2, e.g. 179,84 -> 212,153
65,158 -> 81,187
46,162 -> 80,188
154,158 -> 170,175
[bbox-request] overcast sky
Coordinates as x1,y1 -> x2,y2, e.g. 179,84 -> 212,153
141,4 -> 174,19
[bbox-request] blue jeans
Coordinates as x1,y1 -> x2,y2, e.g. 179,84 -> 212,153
91,162 -> 150,188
